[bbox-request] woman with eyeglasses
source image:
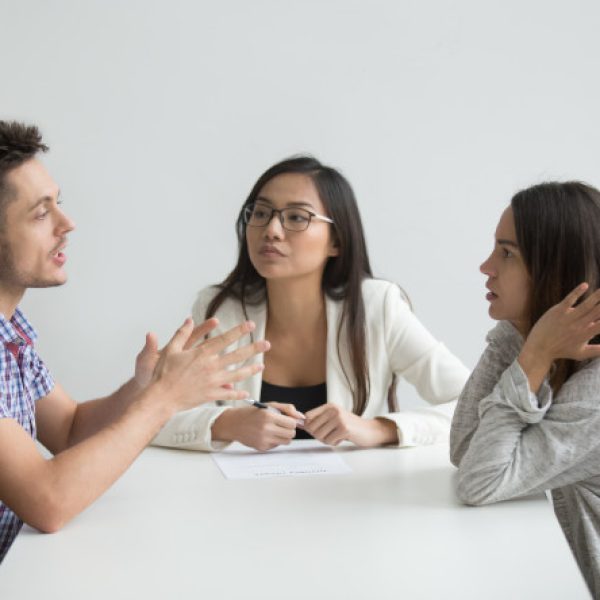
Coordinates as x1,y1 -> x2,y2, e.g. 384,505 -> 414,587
153,156 -> 469,452
451,181 -> 600,597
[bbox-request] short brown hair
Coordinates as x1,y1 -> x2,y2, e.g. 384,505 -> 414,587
0,121 -> 49,216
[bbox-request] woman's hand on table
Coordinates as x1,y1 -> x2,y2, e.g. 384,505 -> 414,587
303,404 -> 398,447
212,402 -> 304,452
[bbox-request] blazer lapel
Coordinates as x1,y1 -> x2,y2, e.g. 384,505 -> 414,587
325,294 -> 351,407
242,300 -> 268,401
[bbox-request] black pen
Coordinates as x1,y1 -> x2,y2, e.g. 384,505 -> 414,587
242,397 -> 282,415
242,398 -> 305,427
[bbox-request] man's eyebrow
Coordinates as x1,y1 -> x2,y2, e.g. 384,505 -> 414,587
497,239 -> 519,248
28,190 -> 60,212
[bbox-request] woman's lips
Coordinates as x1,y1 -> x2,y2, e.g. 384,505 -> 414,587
486,291 -> 498,301
259,245 -> 285,257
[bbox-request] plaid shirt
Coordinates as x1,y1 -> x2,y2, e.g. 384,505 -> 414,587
0,308 -> 54,563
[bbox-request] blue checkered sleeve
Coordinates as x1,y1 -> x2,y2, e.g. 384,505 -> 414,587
26,348 -> 54,402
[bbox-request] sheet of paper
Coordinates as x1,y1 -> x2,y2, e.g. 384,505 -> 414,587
211,440 -> 352,480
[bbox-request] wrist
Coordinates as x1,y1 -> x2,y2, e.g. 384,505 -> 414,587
136,381 -> 178,426
211,408 -> 239,442
350,417 -> 398,447
520,338 -> 553,371
517,346 -> 553,394
121,377 -> 144,402
518,345 -> 552,378
372,417 -> 399,445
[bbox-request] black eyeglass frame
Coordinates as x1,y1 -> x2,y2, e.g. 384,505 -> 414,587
242,203 -> 334,232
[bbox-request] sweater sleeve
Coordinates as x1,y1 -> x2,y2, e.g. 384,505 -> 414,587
450,321 -> 522,466
150,287 -> 231,452
456,357 -> 600,506
380,283 -> 471,447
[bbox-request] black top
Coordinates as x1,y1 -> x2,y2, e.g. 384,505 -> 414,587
260,380 -> 327,440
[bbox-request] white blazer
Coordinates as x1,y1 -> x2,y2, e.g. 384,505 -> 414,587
151,279 -> 470,451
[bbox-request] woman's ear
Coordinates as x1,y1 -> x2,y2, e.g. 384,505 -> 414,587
328,236 -> 340,257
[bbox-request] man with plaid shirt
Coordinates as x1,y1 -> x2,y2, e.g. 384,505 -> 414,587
0,309 -> 54,560
0,121 -> 269,562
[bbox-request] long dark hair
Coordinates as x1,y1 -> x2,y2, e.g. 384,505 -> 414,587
512,181 -> 600,390
206,155 -> 378,414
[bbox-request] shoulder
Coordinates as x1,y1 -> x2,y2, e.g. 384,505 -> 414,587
565,358 -> 600,392
194,285 -> 222,307
192,286 -> 243,320
191,286 -> 220,321
485,321 -> 523,353
552,358 -> 600,417
354,279 -> 418,341
361,278 -> 409,303
360,278 -> 411,316
191,286 -> 259,324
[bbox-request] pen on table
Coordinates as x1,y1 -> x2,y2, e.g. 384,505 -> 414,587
242,398 -> 305,427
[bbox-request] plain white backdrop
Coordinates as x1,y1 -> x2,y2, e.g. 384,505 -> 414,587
2,0 -> 600,406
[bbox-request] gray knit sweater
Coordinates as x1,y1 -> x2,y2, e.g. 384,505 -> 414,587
450,321 -> 600,598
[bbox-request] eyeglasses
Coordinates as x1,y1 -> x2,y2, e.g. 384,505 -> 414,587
243,203 -> 334,232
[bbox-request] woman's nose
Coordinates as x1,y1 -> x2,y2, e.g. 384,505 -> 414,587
480,254 -> 494,276
264,211 -> 284,238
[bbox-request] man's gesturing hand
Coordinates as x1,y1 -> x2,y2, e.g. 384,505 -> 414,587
150,318 -> 269,414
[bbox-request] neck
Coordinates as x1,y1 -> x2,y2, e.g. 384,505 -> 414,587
0,283 -> 25,321
266,276 -> 326,333
509,318 -> 529,338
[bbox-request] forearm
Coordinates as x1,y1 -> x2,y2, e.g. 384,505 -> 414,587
151,404 -> 229,451
36,384 -> 172,531
386,403 -> 454,448
458,356 -> 600,504
450,326 -> 523,466
370,417 -> 399,446
211,407 -> 239,442
67,378 -> 142,446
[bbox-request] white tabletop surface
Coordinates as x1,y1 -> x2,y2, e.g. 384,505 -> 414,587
0,441 -> 589,599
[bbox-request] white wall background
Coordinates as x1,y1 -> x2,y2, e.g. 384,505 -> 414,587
2,0 -> 600,405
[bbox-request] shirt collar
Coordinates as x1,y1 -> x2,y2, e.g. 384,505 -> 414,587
0,308 -> 38,345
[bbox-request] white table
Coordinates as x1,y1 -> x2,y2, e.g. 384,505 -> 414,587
0,442 -> 589,599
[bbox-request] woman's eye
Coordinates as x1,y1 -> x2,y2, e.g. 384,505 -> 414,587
35,210 -> 49,220
288,212 -> 309,222
502,248 -> 513,258
254,208 -> 269,219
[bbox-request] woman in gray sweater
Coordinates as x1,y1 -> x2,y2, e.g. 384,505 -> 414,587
450,181 -> 600,597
